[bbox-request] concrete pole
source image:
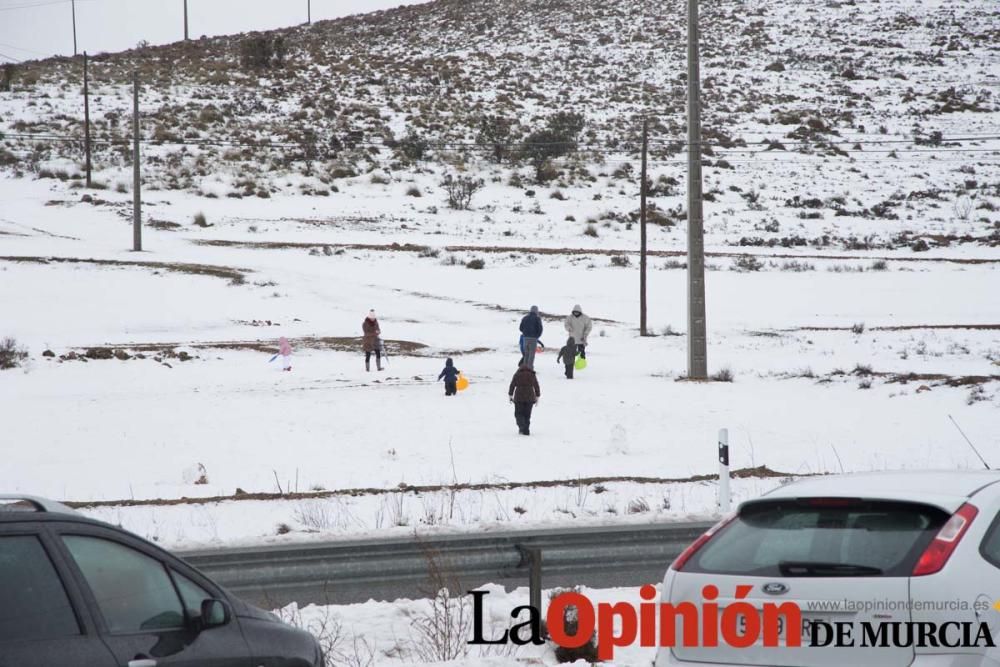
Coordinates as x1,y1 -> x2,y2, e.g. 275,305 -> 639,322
686,0 -> 708,378
639,117 -> 648,337
132,71 -> 142,252
307,0 -> 311,24
71,0 -> 77,56
83,51 -> 91,188
184,0 -> 189,41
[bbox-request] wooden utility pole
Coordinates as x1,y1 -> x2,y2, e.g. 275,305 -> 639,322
686,0 -> 707,378
639,116 -> 649,336
132,71 -> 142,252
71,0 -> 78,56
183,0 -> 189,40
83,51 -> 92,188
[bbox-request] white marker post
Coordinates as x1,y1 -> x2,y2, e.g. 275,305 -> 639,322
718,428 -> 731,513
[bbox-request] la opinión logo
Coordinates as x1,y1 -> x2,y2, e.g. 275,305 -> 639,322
467,586 -> 997,661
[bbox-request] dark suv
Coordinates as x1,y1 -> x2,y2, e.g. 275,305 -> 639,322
0,495 -> 322,667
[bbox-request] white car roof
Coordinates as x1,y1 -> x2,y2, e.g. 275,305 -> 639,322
755,470 -> 1000,512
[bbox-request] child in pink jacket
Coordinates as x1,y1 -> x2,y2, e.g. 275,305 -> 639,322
278,337 -> 292,371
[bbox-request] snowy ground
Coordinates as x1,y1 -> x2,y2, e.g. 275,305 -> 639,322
1,170 -> 997,549
276,583 -> 658,666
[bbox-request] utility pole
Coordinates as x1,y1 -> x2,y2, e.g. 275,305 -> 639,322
183,0 -> 189,41
83,51 -> 91,188
686,0 -> 708,378
639,116 -> 649,336
71,0 -> 77,56
132,71 -> 142,252
307,0 -> 311,24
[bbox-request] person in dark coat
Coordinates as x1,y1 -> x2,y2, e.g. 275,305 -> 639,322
362,310 -> 382,371
438,357 -> 460,396
518,305 -> 544,369
556,336 -> 576,379
508,363 -> 541,435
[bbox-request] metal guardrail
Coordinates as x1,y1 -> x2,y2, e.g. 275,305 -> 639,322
181,521 -> 712,607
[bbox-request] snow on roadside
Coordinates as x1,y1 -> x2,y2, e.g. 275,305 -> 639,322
78,477 -> 782,550
278,583 -> 657,666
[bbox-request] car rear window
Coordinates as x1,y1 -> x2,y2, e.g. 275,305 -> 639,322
686,499 -> 949,577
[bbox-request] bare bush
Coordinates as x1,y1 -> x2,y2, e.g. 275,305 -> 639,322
441,173 -> 484,210
409,548 -> 472,662
293,500 -> 337,530
609,254 -> 631,267
476,114 -> 517,164
710,367 -> 734,382
731,255 -> 764,272
0,337 -> 28,370
953,195 -> 974,222
239,34 -> 288,70
276,603 -> 344,666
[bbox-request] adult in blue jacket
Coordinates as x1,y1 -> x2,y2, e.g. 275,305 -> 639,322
519,305 -> 543,369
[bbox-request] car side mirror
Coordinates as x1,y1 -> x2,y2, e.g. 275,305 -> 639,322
200,598 -> 230,630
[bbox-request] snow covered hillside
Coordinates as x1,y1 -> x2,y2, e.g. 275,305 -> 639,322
0,0 -> 997,548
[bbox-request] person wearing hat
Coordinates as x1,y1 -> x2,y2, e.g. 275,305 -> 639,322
362,309 -> 383,371
518,305 -> 544,369
564,304 -> 593,359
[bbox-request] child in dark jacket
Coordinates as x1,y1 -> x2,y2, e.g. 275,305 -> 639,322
438,357 -> 461,396
556,336 -> 576,379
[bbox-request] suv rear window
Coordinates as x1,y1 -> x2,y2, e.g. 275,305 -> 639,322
685,499 -> 948,577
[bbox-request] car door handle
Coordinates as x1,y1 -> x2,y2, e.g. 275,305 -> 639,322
128,660 -> 156,667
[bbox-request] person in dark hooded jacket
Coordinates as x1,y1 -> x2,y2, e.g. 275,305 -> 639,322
556,336 -> 576,379
508,363 -> 541,435
437,358 -> 460,396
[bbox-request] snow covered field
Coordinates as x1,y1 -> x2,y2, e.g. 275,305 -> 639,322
1,168 -> 997,548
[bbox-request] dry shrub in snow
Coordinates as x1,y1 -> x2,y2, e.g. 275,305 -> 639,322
0,337 -> 28,370
277,602 -> 356,666
710,367 -> 734,382
953,194 -> 974,222
410,548 -> 472,662
441,173 -> 484,210
239,35 -> 288,70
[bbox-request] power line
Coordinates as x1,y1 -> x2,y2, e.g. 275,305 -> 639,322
0,40 -> 48,57
2,134 -> 997,158
4,130 -> 999,154
0,0 -> 91,11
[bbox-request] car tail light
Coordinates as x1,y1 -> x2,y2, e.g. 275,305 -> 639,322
912,503 -> 978,576
671,513 -> 736,571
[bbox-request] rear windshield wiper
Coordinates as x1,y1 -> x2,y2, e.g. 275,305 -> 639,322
778,561 -> 884,576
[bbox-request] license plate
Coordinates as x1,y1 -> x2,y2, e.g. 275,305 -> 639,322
735,612 -> 828,644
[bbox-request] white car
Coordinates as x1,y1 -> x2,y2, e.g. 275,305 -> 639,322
656,470 -> 1000,667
